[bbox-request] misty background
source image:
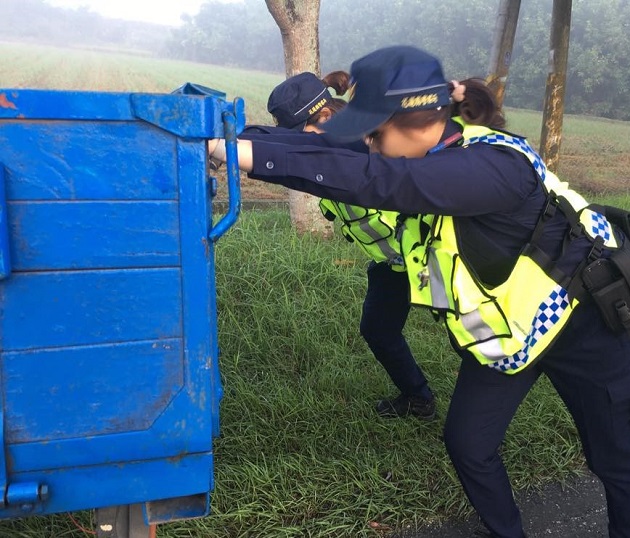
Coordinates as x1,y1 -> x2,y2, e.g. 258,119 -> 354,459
3,0 -> 630,120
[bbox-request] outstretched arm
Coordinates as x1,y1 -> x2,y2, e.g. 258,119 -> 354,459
208,138 -> 533,216
208,139 -> 253,172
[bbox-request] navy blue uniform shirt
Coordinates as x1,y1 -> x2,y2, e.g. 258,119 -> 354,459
242,119 -> 591,285
241,124 -> 369,153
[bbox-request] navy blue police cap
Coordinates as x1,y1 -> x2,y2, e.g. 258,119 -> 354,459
322,45 -> 451,141
267,72 -> 333,131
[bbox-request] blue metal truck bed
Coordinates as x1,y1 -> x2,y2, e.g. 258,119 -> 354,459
0,86 -> 243,534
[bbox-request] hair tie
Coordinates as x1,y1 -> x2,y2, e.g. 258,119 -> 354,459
450,80 -> 466,103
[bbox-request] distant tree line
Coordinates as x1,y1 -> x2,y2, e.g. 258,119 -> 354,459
3,0 -> 629,121
1,0 -> 169,55
167,0 -> 630,121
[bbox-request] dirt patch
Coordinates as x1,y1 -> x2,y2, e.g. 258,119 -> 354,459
213,170 -> 287,202
559,153 -> 630,195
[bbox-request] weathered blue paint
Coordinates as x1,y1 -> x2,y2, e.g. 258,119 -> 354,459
0,167 -> 10,279
10,201 -> 180,270
2,122 -> 178,201
0,87 -> 244,523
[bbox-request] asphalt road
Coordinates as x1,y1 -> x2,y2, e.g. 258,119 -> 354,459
392,471 -> 607,537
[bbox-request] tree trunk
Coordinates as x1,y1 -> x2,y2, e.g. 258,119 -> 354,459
540,0 -> 572,172
265,0 -> 333,238
486,0 -> 521,108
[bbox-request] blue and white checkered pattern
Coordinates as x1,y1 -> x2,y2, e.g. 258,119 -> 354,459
467,133 -> 614,244
488,285 -> 570,372
467,133 -> 548,183
589,210 -> 612,243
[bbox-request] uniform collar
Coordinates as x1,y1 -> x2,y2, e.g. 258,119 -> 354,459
427,119 -> 464,154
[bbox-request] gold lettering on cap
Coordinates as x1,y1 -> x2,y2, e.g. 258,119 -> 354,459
309,98 -> 328,115
400,94 -> 439,109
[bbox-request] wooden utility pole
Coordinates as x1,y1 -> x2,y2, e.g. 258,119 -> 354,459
486,0 -> 521,108
539,0 -> 572,172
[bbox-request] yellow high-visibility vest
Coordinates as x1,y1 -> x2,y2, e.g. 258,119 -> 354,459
399,119 -> 621,373
319,199 -> 405,271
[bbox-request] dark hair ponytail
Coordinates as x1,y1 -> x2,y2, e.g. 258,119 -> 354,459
449,78 -> 506,129
305,70 -> 351,126
322,70 -> 351,96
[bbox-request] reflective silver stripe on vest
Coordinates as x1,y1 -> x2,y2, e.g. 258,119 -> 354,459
334,201 -> 402,262
427,247 -> 450,309
488,284 -> 570,372
459,309 -> 505,359
340,203 -> 362,220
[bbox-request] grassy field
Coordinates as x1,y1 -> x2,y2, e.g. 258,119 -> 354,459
0,41 -> 629,538
0,41 -> 284,126
2,203 -> 627,538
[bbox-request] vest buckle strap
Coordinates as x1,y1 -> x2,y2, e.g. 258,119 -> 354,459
542,195 -> 558,221
588,235 -> 605,261
616,300 -> 630,330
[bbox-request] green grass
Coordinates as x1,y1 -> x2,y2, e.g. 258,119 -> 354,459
192,202 -> 629,537
6,199 -> 628,537
503,108 -> 630,195
172,202 -> 629,537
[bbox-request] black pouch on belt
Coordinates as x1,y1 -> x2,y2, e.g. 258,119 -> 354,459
582,241 -> 630,334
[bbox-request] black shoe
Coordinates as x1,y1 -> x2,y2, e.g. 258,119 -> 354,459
375,393 -> 436,420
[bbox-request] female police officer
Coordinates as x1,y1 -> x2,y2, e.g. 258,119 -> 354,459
253,70 -> 436,420
209,46 -> 630,538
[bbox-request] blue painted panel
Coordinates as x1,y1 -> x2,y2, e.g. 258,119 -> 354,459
1,453 -> 214,518
7,387 -> 214,473
1,268 -> 182,351
2,339 -> 184,443
8,201 -> 180,270
0,89 -> 137,121
1,122 -> 177,201
0,87 -> 241,520
0,167 -> 10,279
132,93 -> 227,138
176,140 -> 223,434
0,89 -> 235,139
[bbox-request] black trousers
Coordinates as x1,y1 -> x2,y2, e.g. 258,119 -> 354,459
444,301 -> 630,538
359,261 -> 433,400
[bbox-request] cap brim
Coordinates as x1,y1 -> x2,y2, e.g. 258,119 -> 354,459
321,107 -> 393,142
